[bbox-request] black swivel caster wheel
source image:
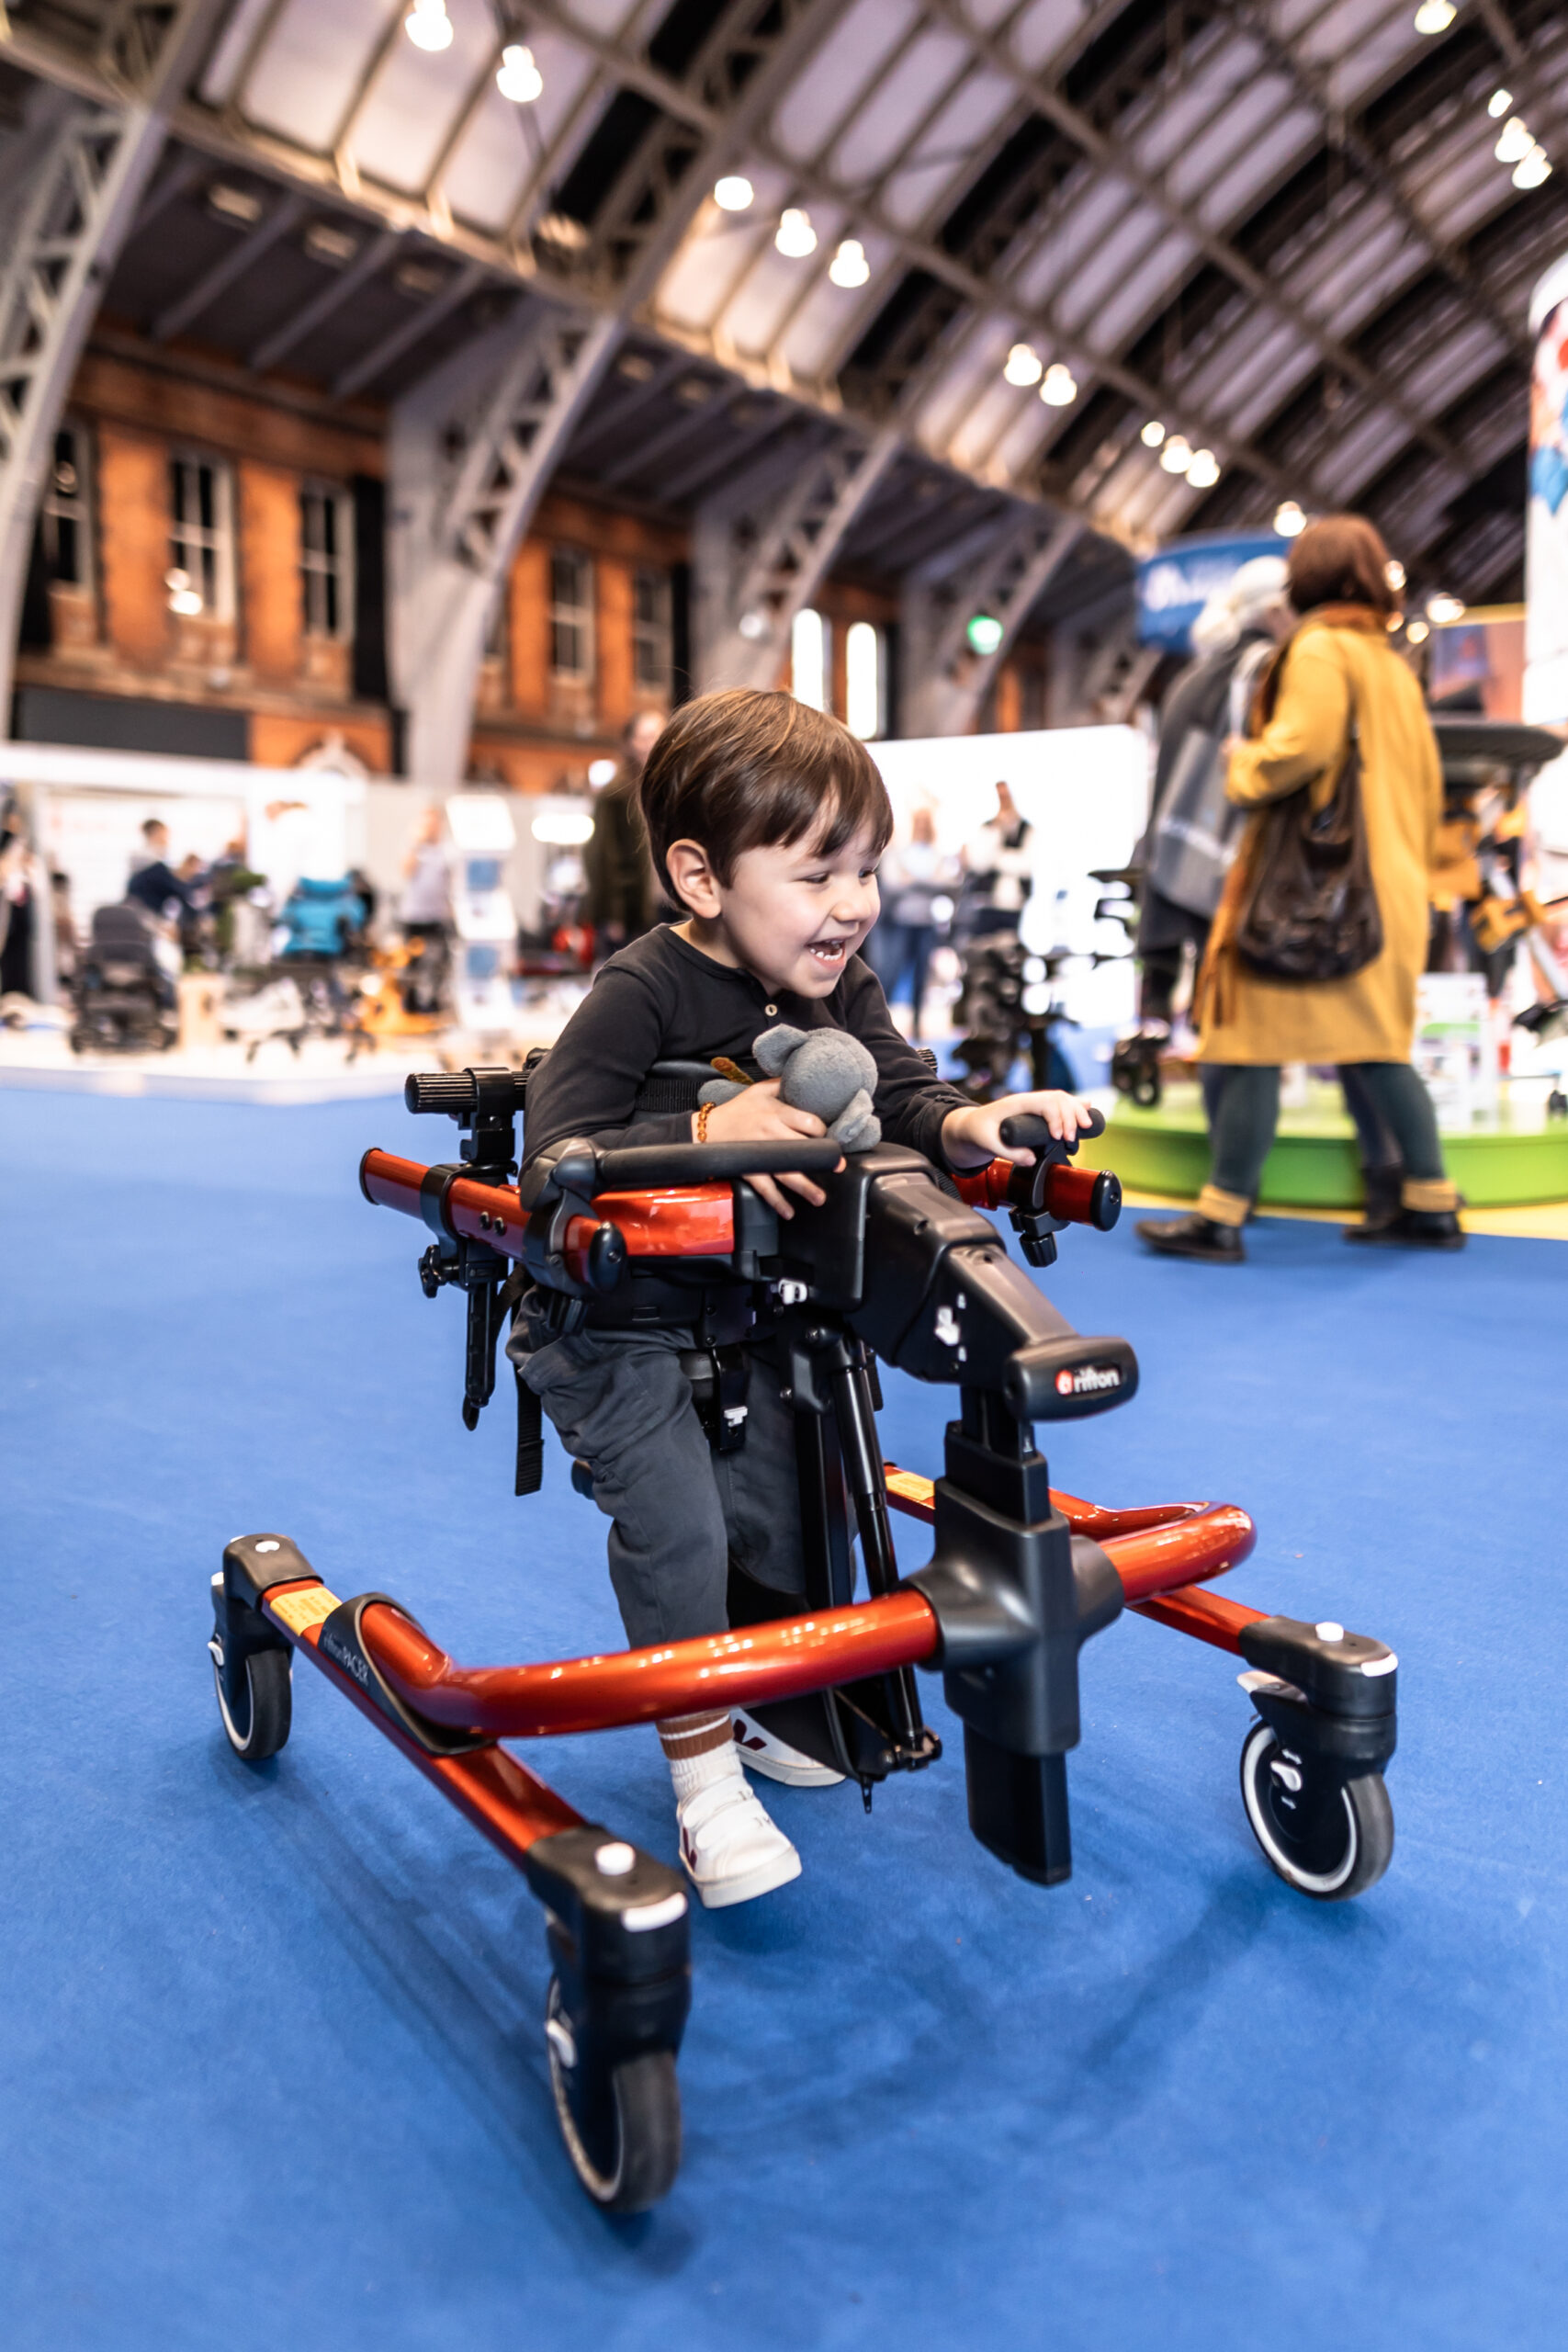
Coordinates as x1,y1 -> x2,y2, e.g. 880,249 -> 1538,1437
1240,1721 -> 1393,1901
209,1577 -> 292,1763
545,1975 -> 682,2213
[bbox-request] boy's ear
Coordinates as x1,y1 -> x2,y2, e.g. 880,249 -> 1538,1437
665,837 -> 722,919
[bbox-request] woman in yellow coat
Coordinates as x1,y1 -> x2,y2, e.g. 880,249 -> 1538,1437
1138,514 -> 1461,1262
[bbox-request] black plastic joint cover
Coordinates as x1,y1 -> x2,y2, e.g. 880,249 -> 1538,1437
1238,1614 -> 1398,1721
418,1162 -> 467,1238
316,1593 -> 492,1757
1248,1682 -> 1397,1777
525,1826 -> 693,1992
222,1532 -> 321,1611
908,1485 -> 1122,1756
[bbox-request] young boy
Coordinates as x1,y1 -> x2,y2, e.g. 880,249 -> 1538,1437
513,689 -> 1089,1909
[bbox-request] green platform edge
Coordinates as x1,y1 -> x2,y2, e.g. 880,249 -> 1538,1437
1084,1091 -> 1568,1209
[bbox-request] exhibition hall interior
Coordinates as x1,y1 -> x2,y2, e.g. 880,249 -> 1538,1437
5,0 -> 1568,2343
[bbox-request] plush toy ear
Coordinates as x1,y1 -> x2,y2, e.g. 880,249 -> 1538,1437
754,1023 -> 807,1076
697,1078 -> 747,1106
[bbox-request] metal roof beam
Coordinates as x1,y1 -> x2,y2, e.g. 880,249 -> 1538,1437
387,0 -> 846,790
248,222 -> 401,374
0,0 -> 229,758
903,512 -> 1085,735
152,186 -> 307,342
1216,0 -> 1529,365
922,0 -> 1471,476
694,421 -> 902,691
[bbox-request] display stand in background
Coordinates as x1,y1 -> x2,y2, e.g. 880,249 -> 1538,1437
1414,973 -> 1498,1127
445,792 -> 519,1036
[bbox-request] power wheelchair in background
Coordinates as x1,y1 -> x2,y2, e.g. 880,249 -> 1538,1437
209,1059 -> 1399,2213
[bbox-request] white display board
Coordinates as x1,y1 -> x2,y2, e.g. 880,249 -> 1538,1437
1526,251 -> 1568,724
870,724 -> 1153,1035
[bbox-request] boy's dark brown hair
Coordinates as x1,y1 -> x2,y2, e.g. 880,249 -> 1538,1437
1287,514 -> 1398,616
638,688 -> 892,899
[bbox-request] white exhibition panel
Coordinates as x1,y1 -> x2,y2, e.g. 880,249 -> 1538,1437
870,725 -> 1153,1035
1,742 -> 371,933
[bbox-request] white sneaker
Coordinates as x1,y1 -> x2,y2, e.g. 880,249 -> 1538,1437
732,1708 -> 846,1788
677,1776 -> 802,1908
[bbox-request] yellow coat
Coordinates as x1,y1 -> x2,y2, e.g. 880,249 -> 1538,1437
1197,610 -> 1442,1066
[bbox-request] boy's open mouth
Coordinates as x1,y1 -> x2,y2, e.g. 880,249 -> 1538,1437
807,936 -> 852,968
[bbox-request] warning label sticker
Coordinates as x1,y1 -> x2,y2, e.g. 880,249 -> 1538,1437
268,1584 -> 340,1637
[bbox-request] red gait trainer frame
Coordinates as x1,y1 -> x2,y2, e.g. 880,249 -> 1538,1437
210,1066 -> 1398,2214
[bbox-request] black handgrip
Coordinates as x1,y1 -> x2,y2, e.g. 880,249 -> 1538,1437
404,1068 -> 529,1116
405,1071 -> 480,1113
998,1106 -> 1106,1153
594,1138 -> 845,1192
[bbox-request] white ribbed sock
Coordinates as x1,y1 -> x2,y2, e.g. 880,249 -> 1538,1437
660,1710 -> 744,1804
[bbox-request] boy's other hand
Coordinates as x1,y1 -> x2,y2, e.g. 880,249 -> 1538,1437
694,1080 -> 844,1217
940,1089 -> 1094,1170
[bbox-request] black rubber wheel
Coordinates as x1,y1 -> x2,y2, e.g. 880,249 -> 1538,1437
211,1640 -> 292,1762
1240,1721 -> 1393,1900
545,1976 -> 682,2213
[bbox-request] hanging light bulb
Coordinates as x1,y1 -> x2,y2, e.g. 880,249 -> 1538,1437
1427,593 -> 1466,624
774,207 -> 817,258
1160,433 -> 1193,473
1040,362 -> 1077,406
496,44 -> 543,102
1385,558 -> 1406,592
1004,343 -> 1043,387
1274,500 -> 1306,537
1488,89 -> 1513,119
829,238 -> 870,288
1495,117 -> 1534,164
1141,419 -> 1167,447
405,0 -> 453,52
1515,144 -> 1552,190
1413,1 -> 1454,33
713,175 -> 753,212
1185,448 -> 1221,489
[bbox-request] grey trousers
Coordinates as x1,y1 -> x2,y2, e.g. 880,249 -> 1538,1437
510,1308 -> 806,1651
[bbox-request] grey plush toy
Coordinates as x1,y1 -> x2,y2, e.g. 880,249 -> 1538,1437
697,1023 -> 881,1150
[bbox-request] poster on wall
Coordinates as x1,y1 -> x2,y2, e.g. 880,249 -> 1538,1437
1526,250 -> 1568,724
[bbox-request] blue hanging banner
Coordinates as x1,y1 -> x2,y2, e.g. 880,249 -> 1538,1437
1135,531 -> 1288,654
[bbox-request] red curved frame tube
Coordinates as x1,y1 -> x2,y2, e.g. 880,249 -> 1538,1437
360,1588 -> 941,1740
883,1465 -> 1256,1604
347,1477 -> 1260,1743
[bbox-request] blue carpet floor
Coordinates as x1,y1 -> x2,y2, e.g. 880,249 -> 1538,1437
3,1088 -> 1565,2352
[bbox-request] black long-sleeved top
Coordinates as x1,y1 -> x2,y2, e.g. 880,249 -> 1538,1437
522,923 -> 970,1175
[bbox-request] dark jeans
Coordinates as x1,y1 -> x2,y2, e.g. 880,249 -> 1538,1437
868,922 -> 935,1035
510,1312 -> 805,1650
1204,1062 -> 1447,1203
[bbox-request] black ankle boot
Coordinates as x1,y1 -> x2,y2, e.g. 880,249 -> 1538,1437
1135,1213 -> 1245,1262
1346,1202 -> 1465,1250
1344,1167 -> 1403,1242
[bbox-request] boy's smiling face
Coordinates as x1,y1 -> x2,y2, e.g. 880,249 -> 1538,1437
668,818 -> 883,999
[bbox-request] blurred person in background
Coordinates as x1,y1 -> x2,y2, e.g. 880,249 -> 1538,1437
865,803 -> 952,1040
1135,557 -> 1292,1034
959,779 -> 1032,941
583,708 -> 666,959
398,804 -> 451,1016
0,811 -> 40,1001
126,818 -> 197,924
1138,513 -> 1459,1264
